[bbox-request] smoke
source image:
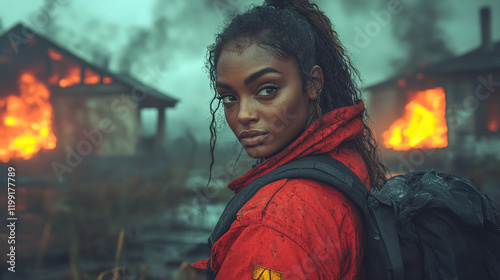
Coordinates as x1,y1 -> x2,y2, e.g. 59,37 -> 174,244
117,0 -> 216,75
335,0 -> 454,71
29,1 -> 113,69
36,0 -> 60,35
391,0 -> 454,71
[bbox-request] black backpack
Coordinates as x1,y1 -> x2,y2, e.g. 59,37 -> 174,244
206,154 -> 500,280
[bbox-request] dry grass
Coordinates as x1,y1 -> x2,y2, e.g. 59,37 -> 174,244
30,159 -> 211,279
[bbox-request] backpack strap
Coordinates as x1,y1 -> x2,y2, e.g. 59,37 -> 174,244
207,154 -> 404,280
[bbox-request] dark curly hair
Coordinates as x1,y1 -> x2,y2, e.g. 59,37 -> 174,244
205,0 -> 388,190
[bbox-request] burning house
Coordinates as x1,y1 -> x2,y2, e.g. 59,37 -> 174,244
0,23 -> 178,176
0,23 -> 183,269
366,7 -> 500,180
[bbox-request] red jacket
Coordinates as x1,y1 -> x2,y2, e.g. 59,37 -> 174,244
192,101 -> 370,279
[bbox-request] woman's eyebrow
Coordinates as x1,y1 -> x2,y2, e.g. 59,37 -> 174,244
244,67 -> 282,85
215,81 -> 232,89
216,67 -> 282,89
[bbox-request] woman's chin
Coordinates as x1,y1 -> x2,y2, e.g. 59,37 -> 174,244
243,145 -> 272,159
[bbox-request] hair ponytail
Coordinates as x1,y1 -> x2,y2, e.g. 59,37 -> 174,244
265,0 -> 353,73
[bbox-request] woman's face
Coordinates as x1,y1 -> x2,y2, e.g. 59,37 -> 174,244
216,41 -> 319,158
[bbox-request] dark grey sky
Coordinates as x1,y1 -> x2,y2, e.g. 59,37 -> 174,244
1,0 -> 499,142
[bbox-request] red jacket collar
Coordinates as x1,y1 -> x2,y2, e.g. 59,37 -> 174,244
228,101 -> 366,194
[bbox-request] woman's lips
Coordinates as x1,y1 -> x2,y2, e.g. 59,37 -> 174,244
239,131 -> 270,147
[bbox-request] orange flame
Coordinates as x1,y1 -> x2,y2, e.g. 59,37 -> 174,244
48,49 -> 62,60
84,69 -> 100,84
47,48 -> 113,87
103,76 -> 113,84
383,87 -> 448,150
487,99 -> 500,132
0,73 -> 57,162
58,66 -> 81,87
488,118 -> 499,132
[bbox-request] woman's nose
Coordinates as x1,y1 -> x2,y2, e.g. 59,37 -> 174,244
237,98 -> 259,125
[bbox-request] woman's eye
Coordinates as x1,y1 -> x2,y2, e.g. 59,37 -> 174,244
217,95 -> 237,105
257,86 -> 278,96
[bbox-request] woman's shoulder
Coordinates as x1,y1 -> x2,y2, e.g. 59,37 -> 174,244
235,177 -> 363,234
265,177 -> 362,222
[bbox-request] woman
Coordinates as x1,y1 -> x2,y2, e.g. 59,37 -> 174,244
192,0 -> 388,278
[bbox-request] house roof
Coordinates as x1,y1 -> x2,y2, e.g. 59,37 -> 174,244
366,40 -> 500,91
427,41 -> 500,74
0,23 -> 178,108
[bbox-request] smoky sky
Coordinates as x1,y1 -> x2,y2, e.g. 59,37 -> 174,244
336,0 -> 454,71
391,0 -> 454,71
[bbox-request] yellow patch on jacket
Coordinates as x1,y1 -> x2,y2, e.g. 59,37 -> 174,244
253,265 -> 283,280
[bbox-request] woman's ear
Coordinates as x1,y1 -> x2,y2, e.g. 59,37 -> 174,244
307,65 -> 324,100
